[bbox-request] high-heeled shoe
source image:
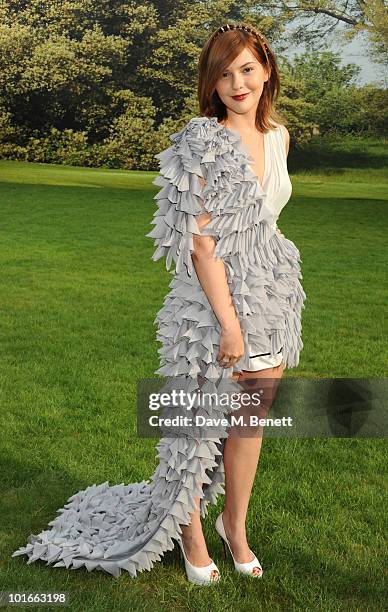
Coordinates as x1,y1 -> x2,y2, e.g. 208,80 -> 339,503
215,512 -> 263,577
177,538 -> 221,585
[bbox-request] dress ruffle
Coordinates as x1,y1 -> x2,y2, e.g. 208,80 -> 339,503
148,116 -> 306,373
12,116 -> 306,577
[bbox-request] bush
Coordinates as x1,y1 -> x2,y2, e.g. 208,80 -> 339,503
23,128 -> 92,165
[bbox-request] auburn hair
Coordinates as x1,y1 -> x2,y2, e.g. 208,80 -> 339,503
197,23 -> 285,132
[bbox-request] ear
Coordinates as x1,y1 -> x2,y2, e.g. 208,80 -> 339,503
264,67 -> 271,82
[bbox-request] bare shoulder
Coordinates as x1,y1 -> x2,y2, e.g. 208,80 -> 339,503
279,125 -> 290,156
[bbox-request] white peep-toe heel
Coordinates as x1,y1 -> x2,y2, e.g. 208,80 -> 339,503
177,539 -> 221,585
215,512 -> 263,578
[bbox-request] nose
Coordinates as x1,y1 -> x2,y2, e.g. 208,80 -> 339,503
230,74 -> 246,91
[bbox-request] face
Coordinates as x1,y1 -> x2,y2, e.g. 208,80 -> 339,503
214,47 -> 270,118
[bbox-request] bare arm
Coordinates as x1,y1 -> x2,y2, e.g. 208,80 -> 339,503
191,177 -> 244,369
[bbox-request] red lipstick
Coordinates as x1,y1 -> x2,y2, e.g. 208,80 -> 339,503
232,93 -> 249,101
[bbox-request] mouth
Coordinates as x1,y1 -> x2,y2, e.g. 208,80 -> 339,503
232,93 -> 250,101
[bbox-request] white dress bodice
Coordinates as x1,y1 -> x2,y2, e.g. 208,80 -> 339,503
248,123 -> 292,231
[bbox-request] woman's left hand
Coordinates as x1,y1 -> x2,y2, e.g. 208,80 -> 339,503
276,227 -> 283,235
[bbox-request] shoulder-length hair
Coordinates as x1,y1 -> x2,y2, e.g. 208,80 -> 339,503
197,23 -> 285,132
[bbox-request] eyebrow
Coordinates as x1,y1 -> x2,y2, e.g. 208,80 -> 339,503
225,62 -> 256,70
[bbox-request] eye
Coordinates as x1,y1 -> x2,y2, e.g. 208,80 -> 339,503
222,67 -> 254,78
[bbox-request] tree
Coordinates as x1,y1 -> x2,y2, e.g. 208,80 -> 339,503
0,0 -> 385,166
290,50 -> 363,133
264,0 -> 388,65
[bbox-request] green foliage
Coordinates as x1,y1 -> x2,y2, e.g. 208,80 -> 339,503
0,1 -> 386,167
269,0 -> 388,67
274,55 -> 316,141
24,128 -> 92,166
284,50 -> 387,137
96,90 -> 158,169
355,85 -> 388,134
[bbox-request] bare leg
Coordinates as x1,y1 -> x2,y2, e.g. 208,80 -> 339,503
179,372 -> 221,577
179,496 -> 219,578
222,363 -> 285,575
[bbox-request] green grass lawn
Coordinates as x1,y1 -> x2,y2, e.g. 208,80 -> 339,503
0,136 -> 387,611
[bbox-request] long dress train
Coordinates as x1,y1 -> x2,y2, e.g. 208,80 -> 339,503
12,116 -> 306,577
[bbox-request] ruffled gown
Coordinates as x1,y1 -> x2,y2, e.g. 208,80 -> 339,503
12,116 -> 306,577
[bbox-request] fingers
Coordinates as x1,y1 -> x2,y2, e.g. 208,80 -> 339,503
217,352 -> 243,368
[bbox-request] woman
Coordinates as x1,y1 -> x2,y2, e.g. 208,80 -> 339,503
12,22 -> 306,585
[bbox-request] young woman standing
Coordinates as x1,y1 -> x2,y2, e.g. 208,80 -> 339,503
175,23 -> 305,583
12,23 -> 306,586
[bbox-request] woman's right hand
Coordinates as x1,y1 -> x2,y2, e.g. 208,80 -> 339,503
217,319 -> 245,368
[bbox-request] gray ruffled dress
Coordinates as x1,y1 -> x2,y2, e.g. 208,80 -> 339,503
12,116 -> 306,578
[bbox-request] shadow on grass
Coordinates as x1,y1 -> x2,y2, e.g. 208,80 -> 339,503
266,540 -> 385,607
289,135 -> 387,173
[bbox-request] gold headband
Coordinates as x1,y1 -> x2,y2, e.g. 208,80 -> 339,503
212,23 -> 270,64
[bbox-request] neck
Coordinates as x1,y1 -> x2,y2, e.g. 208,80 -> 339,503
222,110 -> 258,134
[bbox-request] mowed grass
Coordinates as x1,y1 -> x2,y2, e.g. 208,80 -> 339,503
0,134 -> 387,611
